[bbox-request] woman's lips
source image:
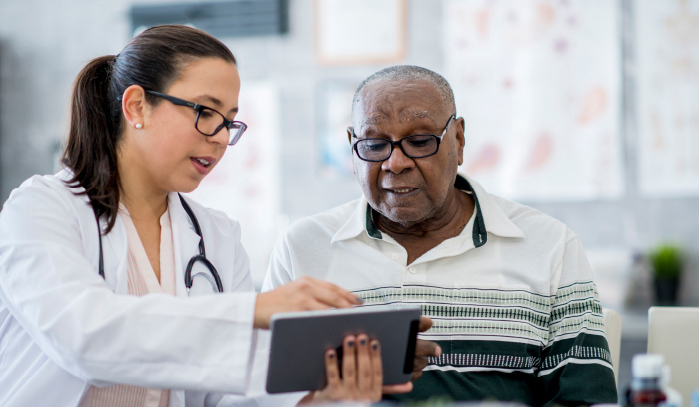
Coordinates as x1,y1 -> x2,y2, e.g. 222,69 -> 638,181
190,156 -> 215,175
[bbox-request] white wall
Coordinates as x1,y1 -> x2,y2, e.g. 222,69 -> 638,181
1,0 -> 698,306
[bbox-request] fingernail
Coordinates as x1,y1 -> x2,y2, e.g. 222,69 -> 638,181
372,343 -> 378,350
436,345 -> 442,357
359,338 -> 367,346
348,340 -> 354,348
355,296 -> 364,304
328,352 -> 335,359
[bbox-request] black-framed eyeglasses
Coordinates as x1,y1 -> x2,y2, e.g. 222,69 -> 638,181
351,115 -> 456,162
146,90 -> 247,146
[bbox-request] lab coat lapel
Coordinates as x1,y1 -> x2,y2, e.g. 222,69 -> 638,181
168,193 -> 201,298
57,169 -> 129,294
74,189 -> 128,295
102,215 -> 129,295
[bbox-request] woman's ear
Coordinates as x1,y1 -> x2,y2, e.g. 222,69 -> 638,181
121,85 -> 147,130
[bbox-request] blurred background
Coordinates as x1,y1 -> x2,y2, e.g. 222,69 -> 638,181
1,0 -> 698,397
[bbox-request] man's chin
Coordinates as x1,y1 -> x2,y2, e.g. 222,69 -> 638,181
377,207 -> 431,229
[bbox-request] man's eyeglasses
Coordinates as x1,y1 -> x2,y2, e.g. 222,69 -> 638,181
146,90 -> 247,146
351,115 -> 455,162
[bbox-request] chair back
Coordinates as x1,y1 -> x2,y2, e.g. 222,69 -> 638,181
603,308 -> 622,385
648,306 -> 699,403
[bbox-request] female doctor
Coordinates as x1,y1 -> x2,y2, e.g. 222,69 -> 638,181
0,25 -> 399,406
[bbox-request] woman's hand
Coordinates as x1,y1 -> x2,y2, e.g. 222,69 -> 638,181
298,334 -> 412,405
254,276 -> 362,329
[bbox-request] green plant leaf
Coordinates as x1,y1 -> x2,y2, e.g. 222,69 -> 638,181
648,243 -> 683,279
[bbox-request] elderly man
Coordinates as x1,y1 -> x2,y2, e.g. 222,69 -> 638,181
263,66 -> 617,406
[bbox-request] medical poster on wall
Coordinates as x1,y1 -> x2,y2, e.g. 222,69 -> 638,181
318,82 -> 356,178
187,82 -> 282,288
443,0 -> 623,201
636,0 -> 699,197
314,0 -> 407,65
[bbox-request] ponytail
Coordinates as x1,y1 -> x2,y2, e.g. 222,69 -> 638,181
60,25 -> 236,234
61,55 -> 122,233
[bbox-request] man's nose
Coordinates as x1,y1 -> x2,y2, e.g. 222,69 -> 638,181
381,144 -> 415,174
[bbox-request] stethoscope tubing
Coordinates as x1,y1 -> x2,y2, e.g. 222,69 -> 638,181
94,194 -> 224,293
178,194 -> 224,293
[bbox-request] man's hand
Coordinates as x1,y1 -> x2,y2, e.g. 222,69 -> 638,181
411,316 -> 441,381
254,276 -> 362,329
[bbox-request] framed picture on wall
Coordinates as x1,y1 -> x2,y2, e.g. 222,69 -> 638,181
314,0 -> 407,65
317,81 -> 357,178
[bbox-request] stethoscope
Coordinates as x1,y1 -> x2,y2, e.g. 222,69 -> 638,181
94,193 -> 224,293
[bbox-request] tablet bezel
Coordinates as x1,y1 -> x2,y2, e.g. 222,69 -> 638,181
266,305 -> 421,394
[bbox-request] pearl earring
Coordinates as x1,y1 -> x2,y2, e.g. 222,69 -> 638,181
135,123 -> 143,129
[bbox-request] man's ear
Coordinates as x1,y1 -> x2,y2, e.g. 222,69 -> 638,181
121,85 -> 148,129
455,117 -> 466,166
347,127 -> 358,174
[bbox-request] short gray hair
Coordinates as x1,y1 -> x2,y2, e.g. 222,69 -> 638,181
351,65 -> 456,120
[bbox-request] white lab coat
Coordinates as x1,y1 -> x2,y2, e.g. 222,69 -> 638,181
0,170 -> 259,407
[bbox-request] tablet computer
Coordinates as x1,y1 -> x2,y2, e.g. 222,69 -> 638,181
266,305 -> 421,394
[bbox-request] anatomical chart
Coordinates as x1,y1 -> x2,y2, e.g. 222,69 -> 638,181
318,83 -> 357,178
636,0 -> 699,197
444,0 -> 623,201
187,82 -> 282,288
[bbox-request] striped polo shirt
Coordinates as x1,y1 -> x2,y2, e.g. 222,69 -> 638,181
263,173 -> 617,406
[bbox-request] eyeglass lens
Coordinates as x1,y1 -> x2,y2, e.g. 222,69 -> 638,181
195,108 -> 246,145
355,135 -> 439,161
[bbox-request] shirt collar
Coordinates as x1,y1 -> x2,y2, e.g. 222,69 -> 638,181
459,174 -> 525,240
331,195 -> 373,244
331,173 -> 525,245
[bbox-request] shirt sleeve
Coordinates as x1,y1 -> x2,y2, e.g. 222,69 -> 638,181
0,179 -> 256,394
261,234 -> 295,293
537,234 -> 618,406
207,235 -> 308,407
210,329 -> 307,407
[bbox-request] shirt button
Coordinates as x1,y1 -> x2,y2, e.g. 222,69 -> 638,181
391,253 -> 399,260
408,267 -> 417,274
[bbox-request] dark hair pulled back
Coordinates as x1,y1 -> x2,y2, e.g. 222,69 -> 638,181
61,25 -> 236,233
